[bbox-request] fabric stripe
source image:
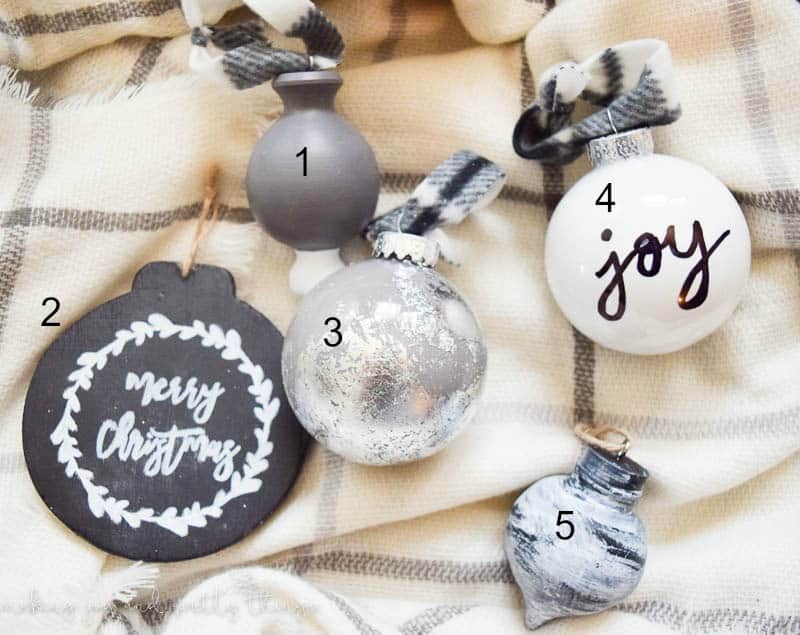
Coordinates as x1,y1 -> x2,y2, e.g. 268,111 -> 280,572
322,590 -> 382,635
0,0 -> 178,37
617,600 -> 800,632
373,0 -> 408,64
736,189 -> 800,217
0,396 -> 795,476
292,449 -> 346,577
539,158 -> 597,431
726,0 -> 792,193
2,400 -> 798,476
125,37 -> 168,86
572,328 -> 595,424
726,0 -> 799,283
100,608 -> 137,635
0,186 -> 793,234
399,604 -> 476,635
315,450 -> 345,539
0,12 -> 21,66
271,551 -> 515,584
0,203 -> 251,231
480,401 -> 800,440
519,42 -> 535,108
0,107 -> 51,346
131,595 -> 800,633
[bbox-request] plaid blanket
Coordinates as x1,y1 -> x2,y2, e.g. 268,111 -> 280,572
1,1 -> 799,633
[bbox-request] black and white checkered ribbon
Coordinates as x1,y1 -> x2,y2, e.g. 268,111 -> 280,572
181,0 -> 343,89
513,39 -> 682,164
365,151 -> 506,262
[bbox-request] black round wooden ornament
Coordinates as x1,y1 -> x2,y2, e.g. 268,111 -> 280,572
23,262 -> 308,562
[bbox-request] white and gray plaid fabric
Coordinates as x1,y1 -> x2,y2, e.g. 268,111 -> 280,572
513,39 -> 681,164
0,1 -> 798,634
364,150 -> 506,251
182,0 -> 343,89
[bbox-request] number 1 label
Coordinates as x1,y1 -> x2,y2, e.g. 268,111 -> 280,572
297,147 -> 308,176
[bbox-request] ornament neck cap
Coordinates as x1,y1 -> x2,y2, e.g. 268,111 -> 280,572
273,70 -> 342,112
587,128 -> 654,167
572,446 -> 648,509
373,232 -> 439,268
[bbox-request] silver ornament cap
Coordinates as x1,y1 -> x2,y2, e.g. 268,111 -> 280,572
587,127 -> 654,167
373,231 -> 440,267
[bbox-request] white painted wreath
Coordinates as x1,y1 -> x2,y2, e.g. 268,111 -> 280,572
49,313 -> 277,537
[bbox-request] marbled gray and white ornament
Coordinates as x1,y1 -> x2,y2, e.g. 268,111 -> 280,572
506,447 -> 649,629
281,233 -> 487,465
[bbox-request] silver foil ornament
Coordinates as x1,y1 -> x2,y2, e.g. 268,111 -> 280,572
281,232 -> 487,465
506,446 -> 649,629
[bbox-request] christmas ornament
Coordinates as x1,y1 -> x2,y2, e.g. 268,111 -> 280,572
23,261 -> 308,561
513,40 -> 750,354
246,70 -> 380,294
181,0 -> 380,295
282,151 -> 506,465
506,431 -> 648,629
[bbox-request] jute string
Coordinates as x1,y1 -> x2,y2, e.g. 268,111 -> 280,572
574,422 -> 631,457
180,164 -> 221,277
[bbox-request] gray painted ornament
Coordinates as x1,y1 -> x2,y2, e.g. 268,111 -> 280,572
506,446 -> 649,629
246,70 -> 380,295
281,232 -> 487,465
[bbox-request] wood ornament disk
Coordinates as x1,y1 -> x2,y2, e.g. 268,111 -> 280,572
23,262 -> 308,562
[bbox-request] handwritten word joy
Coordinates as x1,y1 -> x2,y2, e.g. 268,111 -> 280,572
595,221 -> 731,321
125,372 -> 225,425
96,411 -> 241,482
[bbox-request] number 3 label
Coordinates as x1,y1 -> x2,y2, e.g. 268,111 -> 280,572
324,317 -> 342,347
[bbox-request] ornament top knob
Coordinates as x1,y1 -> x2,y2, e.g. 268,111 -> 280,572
272,70 -> 342,112
587,127 -> 654,167
373,232 -> 440,268
572,446 -> 649,509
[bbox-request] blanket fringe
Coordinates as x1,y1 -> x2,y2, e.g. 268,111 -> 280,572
96,561 -> 159,606
0,66 -> 39,104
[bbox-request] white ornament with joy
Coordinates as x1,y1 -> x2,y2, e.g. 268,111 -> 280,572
545,128 -> 751,355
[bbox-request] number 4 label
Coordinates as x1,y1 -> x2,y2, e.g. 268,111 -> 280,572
595,183 -> 615,213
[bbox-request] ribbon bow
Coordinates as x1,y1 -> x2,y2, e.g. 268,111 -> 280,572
181,0 -> 344,89
513,39 -> 681,164
365,150 -> 507,263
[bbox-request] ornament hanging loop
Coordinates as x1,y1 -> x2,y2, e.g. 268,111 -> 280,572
180,164 -> 221,278
574,422 -> 630,458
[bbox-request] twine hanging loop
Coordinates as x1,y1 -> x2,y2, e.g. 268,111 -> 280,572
574,422 -> 631,458
180,164 -> 221,278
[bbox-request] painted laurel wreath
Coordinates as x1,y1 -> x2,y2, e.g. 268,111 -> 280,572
49,313 -> 278,537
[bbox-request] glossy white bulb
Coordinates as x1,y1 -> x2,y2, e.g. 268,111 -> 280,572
545,152 -> 751,355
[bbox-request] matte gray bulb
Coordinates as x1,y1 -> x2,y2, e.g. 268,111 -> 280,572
506,447 -> 649,629
246,70 -> 380,251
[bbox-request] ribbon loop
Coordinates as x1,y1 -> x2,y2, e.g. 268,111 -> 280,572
181,0 -> 344,89
513,39 -> 681,164
364,150 -> 506,251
